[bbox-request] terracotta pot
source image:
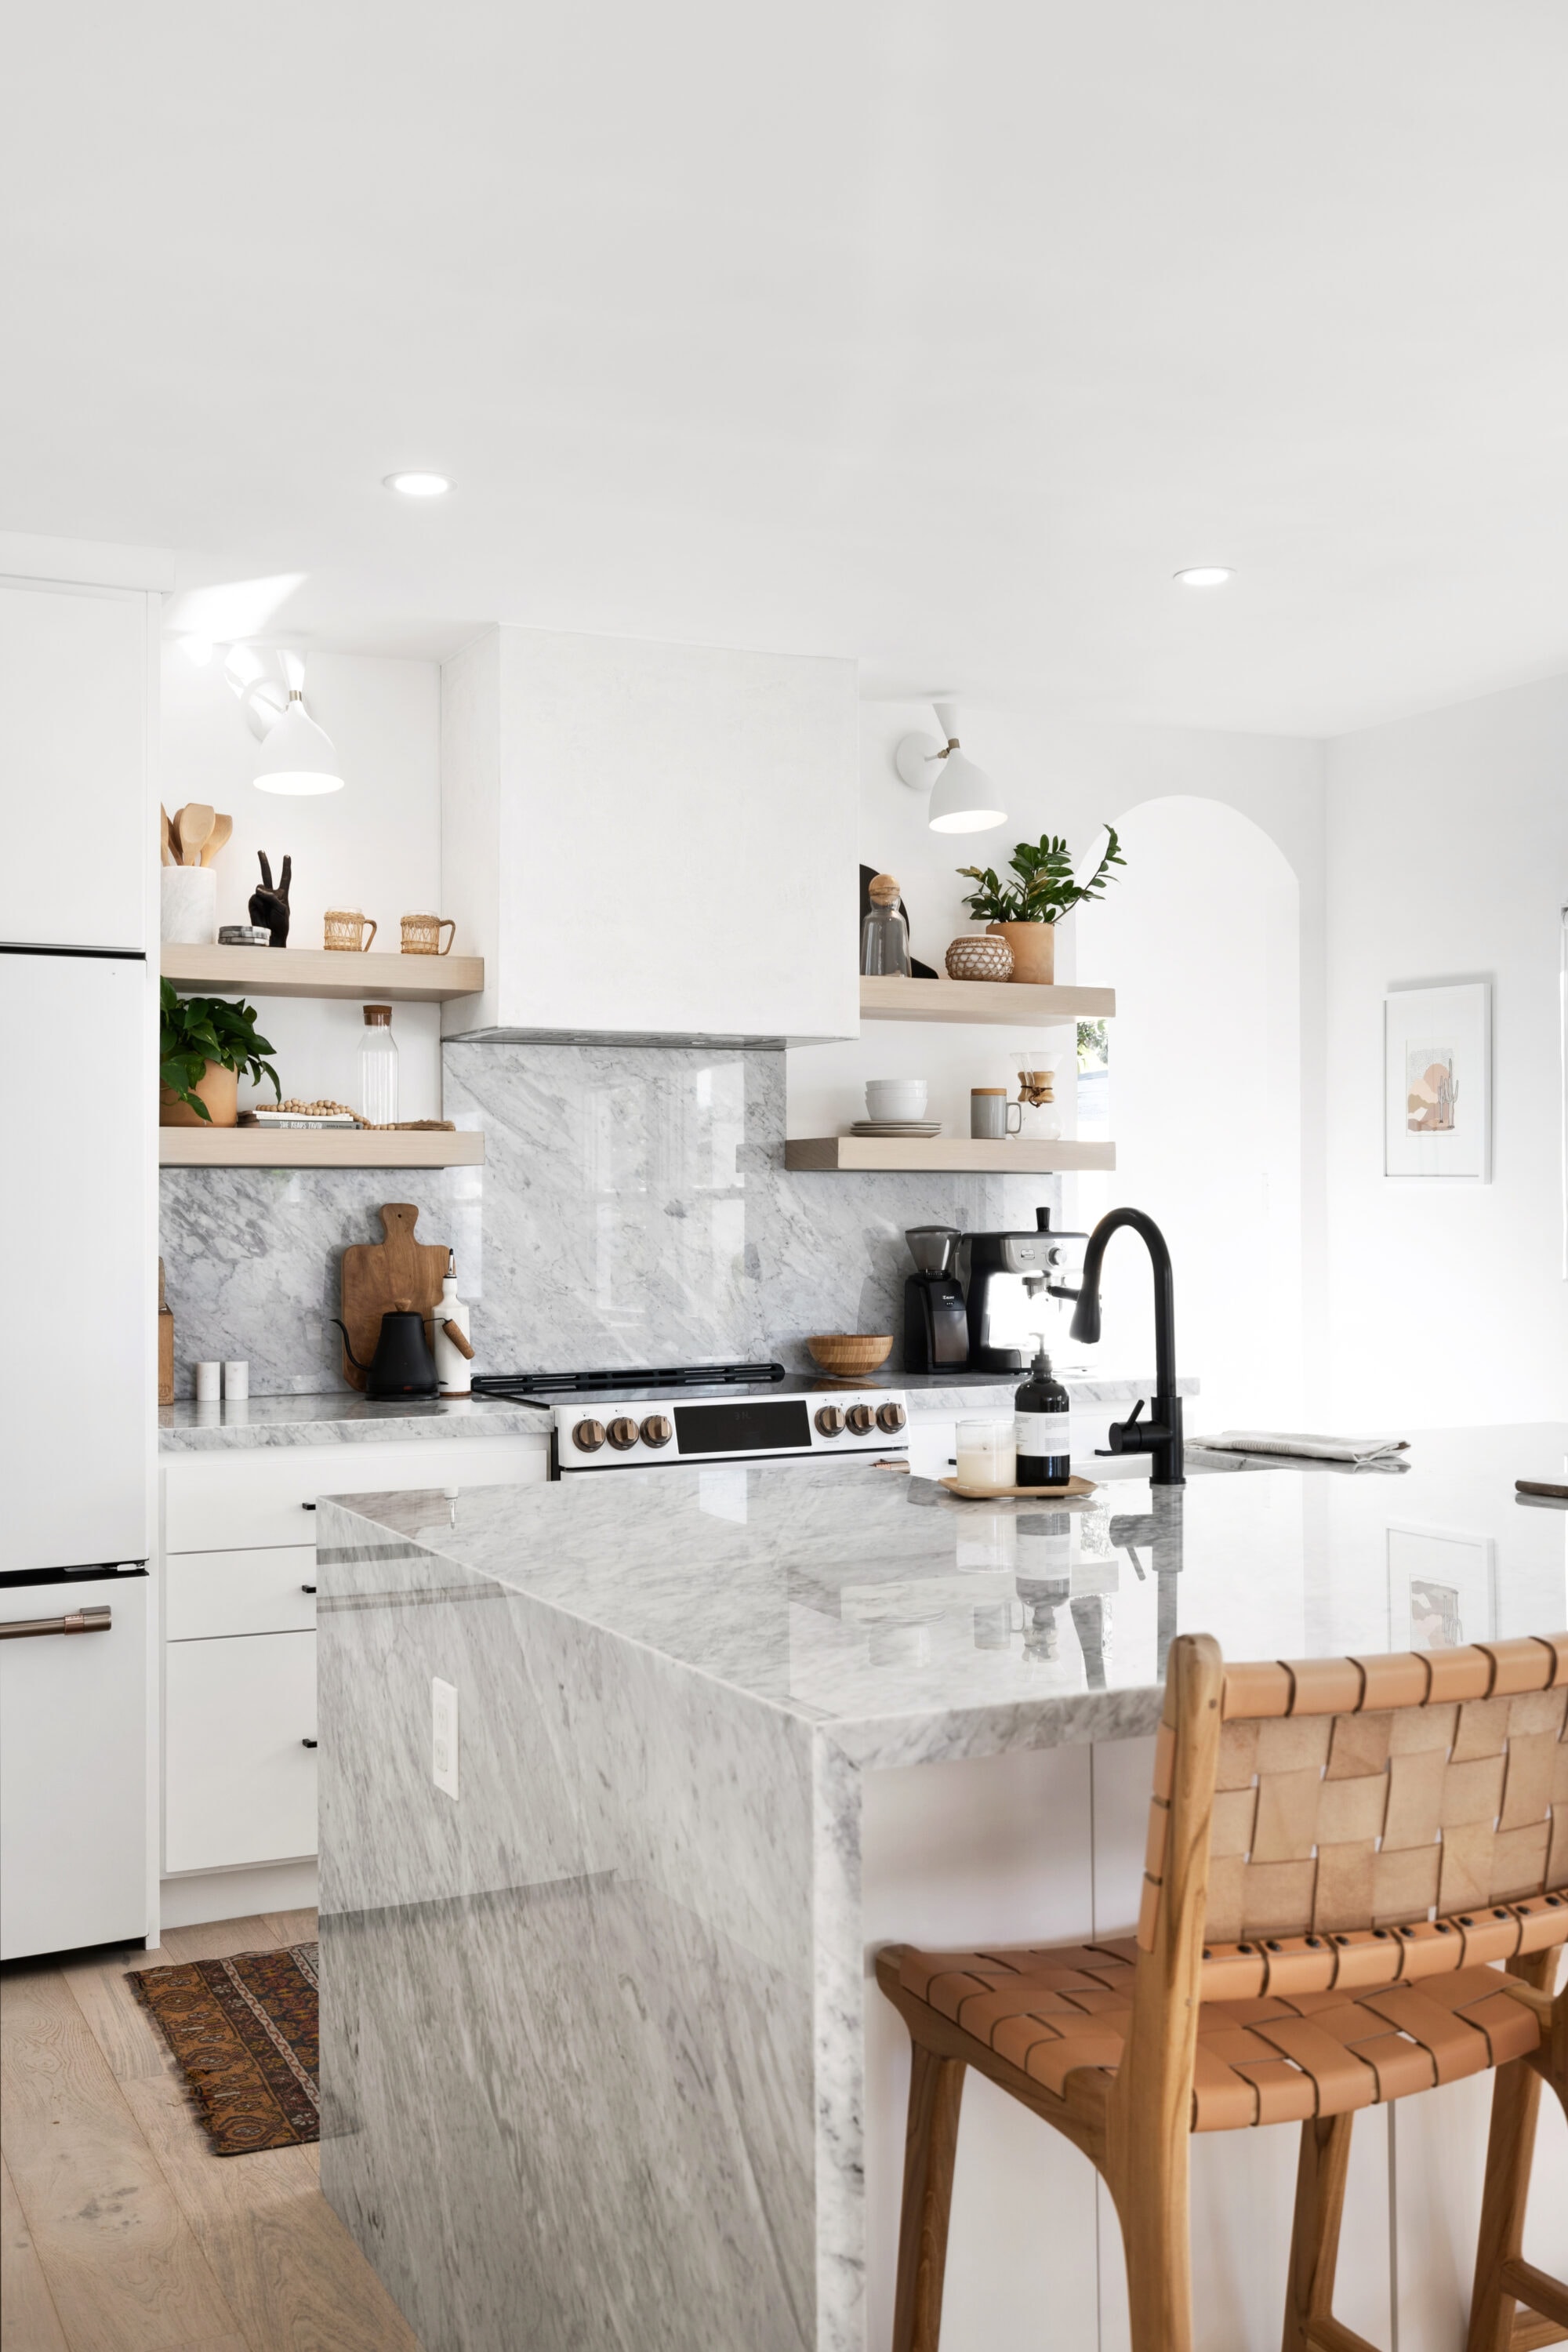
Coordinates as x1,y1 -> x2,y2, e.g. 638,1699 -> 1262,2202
986,920 -> 1055,984
159,1061 -> 239,1128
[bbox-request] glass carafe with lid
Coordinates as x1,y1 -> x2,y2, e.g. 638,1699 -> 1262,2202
358,1003 -> 399,1126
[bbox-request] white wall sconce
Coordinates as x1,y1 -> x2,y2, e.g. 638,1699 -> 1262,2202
894,701 -> 1007,833
222,647 -> 345,795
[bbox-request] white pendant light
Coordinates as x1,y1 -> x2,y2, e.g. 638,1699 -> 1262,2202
894,699 -> 1007,833
252,688 -> 344,796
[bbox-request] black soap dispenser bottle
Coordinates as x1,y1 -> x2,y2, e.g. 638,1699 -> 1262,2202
1015,1345 -> 1072,1489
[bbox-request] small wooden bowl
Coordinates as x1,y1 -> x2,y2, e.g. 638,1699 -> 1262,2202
807,1334 -> 894,1375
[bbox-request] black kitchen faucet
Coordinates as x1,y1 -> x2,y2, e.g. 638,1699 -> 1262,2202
1068,1207 -> 1185,1486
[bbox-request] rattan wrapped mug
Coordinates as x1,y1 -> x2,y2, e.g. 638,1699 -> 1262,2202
324,909 -> 377,952
401,913 -> 456,956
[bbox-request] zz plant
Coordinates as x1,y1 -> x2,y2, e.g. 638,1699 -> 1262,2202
958,826 -> 1125,926
159,981 -> 281,1121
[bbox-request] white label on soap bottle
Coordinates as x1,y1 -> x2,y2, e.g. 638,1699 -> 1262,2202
1016,1412 -> 1069,1453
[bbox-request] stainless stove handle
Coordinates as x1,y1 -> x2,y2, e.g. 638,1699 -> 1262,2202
0,1605 -> 112,1640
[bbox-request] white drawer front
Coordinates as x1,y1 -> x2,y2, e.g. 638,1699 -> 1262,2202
165,1545 -> 318,1642
163,1433 -> 547,1552
165,1631 -> 318,1873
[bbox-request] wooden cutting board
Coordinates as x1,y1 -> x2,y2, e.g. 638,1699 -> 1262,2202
339,1203 -> 450,1391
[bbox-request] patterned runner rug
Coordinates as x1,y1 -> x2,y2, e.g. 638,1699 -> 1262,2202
128,1942 -> 319,2154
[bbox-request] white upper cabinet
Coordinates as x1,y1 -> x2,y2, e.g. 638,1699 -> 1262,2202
441,626 -> 859,1043
0,554 -> 161,950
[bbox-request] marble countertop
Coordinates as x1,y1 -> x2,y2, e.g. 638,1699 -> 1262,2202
158,1392 -> 553,1450
158,1367 -> 1196,1450
318,1421 -> 1568,1769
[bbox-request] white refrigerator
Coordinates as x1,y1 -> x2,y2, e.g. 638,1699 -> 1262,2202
0,944 -> 151,1958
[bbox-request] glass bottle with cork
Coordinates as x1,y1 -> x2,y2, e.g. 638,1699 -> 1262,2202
860,873 -> 912,978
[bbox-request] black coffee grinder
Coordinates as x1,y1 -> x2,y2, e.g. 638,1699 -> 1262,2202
902,1226 -> 968,1371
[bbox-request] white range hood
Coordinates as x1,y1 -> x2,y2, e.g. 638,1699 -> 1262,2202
441,626 -> 858,1045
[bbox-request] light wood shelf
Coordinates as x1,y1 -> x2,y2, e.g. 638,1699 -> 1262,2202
784,1136 -> 1115,1173
858,976 -> 1114,1026
161,944 -> 485,1004
159,1129 -> 486,1170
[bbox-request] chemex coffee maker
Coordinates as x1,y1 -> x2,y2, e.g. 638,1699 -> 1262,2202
903,1208 -> 1089,1374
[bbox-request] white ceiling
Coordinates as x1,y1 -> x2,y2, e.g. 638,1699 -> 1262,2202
5,2 -> 1567,735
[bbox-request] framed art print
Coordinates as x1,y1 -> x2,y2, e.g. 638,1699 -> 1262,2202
1384,981 -> 1491,1181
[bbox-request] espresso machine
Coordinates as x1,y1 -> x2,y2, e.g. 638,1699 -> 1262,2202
963,1207 -> 1089,1372
902,1226 -> 969,1371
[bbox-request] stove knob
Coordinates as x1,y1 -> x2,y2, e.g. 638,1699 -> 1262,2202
814,1406 -> 844,1437
607,1416 -> 641,1451
846,1403 -> 876,1435
572,1418 -> 606,1454
640,1414 -> 673,1449
877,1401 -> 907,1433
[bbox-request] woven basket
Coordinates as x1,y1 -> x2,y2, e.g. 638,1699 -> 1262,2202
946,934 -> 1014,982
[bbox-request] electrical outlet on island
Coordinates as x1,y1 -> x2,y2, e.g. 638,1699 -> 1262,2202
432,1677 -> 459,1800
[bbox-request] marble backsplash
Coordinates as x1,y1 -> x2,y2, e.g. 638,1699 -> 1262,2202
159,1042 -> 1061,1395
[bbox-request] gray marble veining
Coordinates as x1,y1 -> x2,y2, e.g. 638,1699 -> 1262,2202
314,1426 -> 1568,2350
161,1040 -> 1069,1392
158,1391 -> 550,1452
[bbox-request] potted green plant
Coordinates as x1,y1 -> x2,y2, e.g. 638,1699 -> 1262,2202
956,827 -> 1125,983
158,982 -> 281,1127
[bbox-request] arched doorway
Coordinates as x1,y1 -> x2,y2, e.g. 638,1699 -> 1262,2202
1073,794 -> 1302,1433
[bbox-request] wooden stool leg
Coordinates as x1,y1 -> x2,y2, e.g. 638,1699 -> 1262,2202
1468,1947 -> 1563,2352
891,2044 -> 966,2352
1468,2057 -> 1546,2352
1110,2132 -> 1193,2352
1283,2113 -> 1355,2352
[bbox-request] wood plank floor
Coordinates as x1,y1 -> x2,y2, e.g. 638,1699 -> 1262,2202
1,1912 -> 421,2352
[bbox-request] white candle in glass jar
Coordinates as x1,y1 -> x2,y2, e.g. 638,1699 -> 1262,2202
955,1417 -> 1017,1490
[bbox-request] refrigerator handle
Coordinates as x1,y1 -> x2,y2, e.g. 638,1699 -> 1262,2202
0,1605 -> 113,1640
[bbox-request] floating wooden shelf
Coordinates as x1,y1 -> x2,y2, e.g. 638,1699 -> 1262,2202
858,977 -> 1114,1027
161,944 -> 485,1004
159,1129 -> 486,1170
784,1137 -> 1115,1173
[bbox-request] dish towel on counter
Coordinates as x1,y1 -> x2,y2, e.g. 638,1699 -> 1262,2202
1201,1430 -> 1410,1466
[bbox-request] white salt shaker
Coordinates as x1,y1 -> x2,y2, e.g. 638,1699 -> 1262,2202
194,1361 -> 221,1402
223,1360 -> 249,1400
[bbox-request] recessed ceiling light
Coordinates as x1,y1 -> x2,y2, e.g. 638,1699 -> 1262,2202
383,472 -> 452,498
1174,565 -> 1234,588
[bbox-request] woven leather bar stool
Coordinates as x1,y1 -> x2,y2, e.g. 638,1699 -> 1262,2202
877,1631 -> 1568,2352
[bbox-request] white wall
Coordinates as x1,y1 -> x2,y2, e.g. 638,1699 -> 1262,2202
1323,673 -> 1568,1427
160,648 -> 444,1118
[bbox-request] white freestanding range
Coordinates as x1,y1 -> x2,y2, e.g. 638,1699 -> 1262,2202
0,539 -> 163,1960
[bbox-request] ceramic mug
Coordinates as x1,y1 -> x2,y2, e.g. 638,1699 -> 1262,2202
401,913 -> 456,956
324,909 -> 377,952
971,1087 -> 1023,1140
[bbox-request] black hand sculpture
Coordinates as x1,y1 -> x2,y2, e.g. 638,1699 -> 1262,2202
249,852 -> 292,948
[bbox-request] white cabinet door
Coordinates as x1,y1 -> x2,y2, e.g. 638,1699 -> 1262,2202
164,1632 -> 317,1873
162,1434 -> 548,1552
165,1546 -> 318,1640
0,1576 -> 147,1959
0,583 -> 149,949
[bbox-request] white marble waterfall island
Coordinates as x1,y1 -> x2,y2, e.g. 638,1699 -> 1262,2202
314,1429 -> 1568,2352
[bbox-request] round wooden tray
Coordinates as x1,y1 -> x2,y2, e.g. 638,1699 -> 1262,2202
938,1474 -> 1098,1501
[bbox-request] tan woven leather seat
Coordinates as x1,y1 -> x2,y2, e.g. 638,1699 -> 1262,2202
876,1634 -> 1568,2352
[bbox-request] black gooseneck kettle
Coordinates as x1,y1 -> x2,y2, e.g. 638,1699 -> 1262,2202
332,1307 -> 439,1398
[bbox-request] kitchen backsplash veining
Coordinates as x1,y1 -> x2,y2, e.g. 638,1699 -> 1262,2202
158,1041 -> 1062,1393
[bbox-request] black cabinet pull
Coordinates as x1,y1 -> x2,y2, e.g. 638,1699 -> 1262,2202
300,1583 -> 317,1594
300,1501 -> 317,1511
301,1737 -> 318,1749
